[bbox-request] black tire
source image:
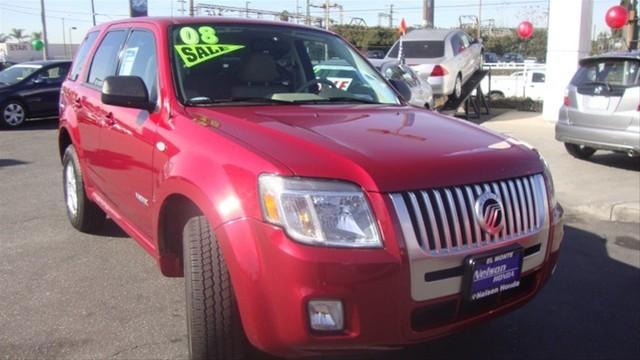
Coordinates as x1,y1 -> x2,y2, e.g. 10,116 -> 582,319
564,143 -> 597,159
452,74 -> 462,99
183,216 -> 248,360
1,100 -> 28,128
490,91 -> 505,100
62,145 -> 106,232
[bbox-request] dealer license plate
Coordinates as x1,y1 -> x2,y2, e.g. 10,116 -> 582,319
462,245 -> 524,301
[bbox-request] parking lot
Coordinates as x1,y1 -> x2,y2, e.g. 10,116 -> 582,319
0,113 -> 639,359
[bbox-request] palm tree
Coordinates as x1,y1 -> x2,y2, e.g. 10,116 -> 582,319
0,33 -> 9,43
30,32 -> 42,41
9,28 -> 29,42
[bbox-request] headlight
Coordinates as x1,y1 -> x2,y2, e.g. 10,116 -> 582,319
259,175 -> 382,248
540,156 -> 557,207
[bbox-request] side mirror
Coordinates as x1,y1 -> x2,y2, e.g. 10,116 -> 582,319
31,76 -> 45,85
101,76 -> 153,112
389,79 -> 412,102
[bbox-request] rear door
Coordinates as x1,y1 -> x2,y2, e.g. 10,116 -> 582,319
26,63 -> 70,116
568,58 -> 640,130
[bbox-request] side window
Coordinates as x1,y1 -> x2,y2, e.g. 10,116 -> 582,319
451,35 -> 462,56
532,72 -> 545,83
87,30 -> 127,88
117,30 -> 158,103
39,63 -> 71,83
69,31 -> 98,81
460,34 -> 470,48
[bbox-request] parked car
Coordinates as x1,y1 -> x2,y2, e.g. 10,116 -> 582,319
0,60 -> 71,128
556,50 -> 640,158
60,17 -> 562,360
366,49 -> 386,59
383,29 -> 483,99
502,52 -> 524,63
484,51 -> 500,63
377,61 -> 435,109
482,69 -> 546,100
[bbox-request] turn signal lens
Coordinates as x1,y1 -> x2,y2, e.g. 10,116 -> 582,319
563,96 -> 570,107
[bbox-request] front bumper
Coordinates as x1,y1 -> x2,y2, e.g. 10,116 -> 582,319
214,198 -> 564,358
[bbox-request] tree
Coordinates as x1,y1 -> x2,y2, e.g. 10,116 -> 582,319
0,33 -> 9,42
279,10 -> 290,22
9,28 -> 28,42
30,32 -> 42,41
331,25 -> 399,51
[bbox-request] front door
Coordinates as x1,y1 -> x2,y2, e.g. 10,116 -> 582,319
95,28 -> 159,238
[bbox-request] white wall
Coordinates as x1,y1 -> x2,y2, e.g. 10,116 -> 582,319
542,0 -> 594,122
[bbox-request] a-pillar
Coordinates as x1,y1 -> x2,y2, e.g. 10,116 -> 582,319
542,0 -> 594,122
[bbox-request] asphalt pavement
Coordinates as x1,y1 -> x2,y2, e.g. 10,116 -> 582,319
0,116 -> 639,360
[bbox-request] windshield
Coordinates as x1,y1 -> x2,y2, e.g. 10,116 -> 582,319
0,64 -> 42,86
387,41 -> 445,59
170,24 -> 400,106
571,59 -> 640,88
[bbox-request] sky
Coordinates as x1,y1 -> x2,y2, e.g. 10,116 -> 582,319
0,0 -> 623,44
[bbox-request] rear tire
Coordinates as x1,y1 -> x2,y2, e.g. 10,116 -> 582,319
183,216 -> 248,360
62,145 -> 106,232
564,143 -> 597,159
452,74 -> 462,99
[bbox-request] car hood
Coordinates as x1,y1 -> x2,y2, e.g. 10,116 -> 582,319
186,105 -> 543,192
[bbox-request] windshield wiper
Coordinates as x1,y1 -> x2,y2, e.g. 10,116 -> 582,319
185,96 -> 291,106
318,96 -> 382,104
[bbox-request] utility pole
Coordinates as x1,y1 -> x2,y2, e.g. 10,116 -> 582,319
306,0 -> 311,25
477,0 -> 482,39
423,0 -> 434,28
631,0 -> 638,50
178,0 -> 186,16
389,4 -> 394,28
245,1 -> 250,18
91,0 -> 96,26
40,0 -> 49,60
189,0 -> 194,16
324,0 -> 330,29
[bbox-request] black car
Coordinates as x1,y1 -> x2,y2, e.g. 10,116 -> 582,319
484,52 -> 499,63
501,52 -> 524,63
0,60 -> 71,128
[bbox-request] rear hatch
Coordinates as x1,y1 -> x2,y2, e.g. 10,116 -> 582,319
567,57 -> 640,130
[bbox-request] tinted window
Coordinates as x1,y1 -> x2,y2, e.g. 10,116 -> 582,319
87,30 -> 127,87
38,63 -> 71,83
387,41 -> 445,58
532,72 -> 545,83
69,32 -> 98,81
451,35 -> 463,55
571,59 -> 639,88
118,30 -> 158,103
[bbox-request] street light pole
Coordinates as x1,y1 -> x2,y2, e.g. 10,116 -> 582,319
40,0 -> 49,60
62,18 -> 67,58
91,0 -> 96,26
69,27 -> 77,58
246,1 -> 250,18
478,0 -> 482,39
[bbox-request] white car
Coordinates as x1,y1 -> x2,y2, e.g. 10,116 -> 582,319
383,29 -> 483,99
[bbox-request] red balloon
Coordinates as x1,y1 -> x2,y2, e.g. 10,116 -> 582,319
605,5 -> 629,29
517,21 -> 534,39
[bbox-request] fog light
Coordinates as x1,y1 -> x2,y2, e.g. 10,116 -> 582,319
308,300 -> 344,331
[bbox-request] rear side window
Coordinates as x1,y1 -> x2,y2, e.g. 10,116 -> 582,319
387,41 -> 445,58
69,31 -> 98,81
532,72 -> 545,83
117,30 -> 158,103
571,60 -> 640,88
87,30 -> 127,87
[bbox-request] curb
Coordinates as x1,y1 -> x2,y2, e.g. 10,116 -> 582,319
568,201 -> 640,224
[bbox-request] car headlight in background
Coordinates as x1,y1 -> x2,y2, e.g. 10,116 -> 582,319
259,175 -> 382,248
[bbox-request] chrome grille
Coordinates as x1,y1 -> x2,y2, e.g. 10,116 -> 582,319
390,174 -> 547,255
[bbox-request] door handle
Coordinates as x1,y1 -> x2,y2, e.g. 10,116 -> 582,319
102,112 -> 115,127
73,97 -> 82,108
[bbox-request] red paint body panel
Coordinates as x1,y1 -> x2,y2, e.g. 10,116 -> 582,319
58,17 -> 561,358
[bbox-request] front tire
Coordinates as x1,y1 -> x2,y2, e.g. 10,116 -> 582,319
564,143 -> 597,159
62,145 -> 106,232
183,216 -> 248,360
1,100 -> 27,128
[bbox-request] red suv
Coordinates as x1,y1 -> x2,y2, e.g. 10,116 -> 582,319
59,17 -> 563,359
